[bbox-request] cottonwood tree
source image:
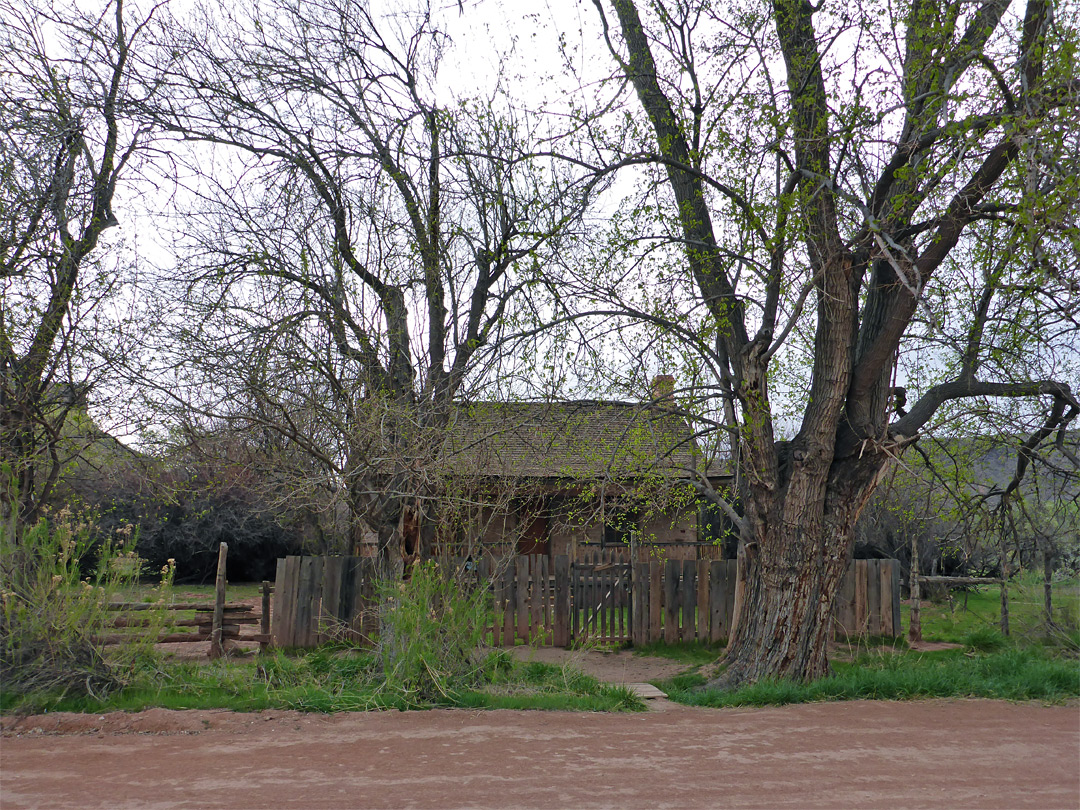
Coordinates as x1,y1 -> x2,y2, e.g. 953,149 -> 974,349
562,0 -> 1079,685
139,0 -> 588,581
1,0 -> 156,531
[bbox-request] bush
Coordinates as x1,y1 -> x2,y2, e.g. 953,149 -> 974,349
963,627 -> 1009,653
377,560 -> 495,704
1,510 -> 172,708
130,490 -> 299,583
62,455 -> 305,584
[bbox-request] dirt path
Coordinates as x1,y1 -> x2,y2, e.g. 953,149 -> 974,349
508,646 -> 692,685
2,699 -> 1077,809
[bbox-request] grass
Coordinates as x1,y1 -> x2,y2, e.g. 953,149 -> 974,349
632,640 -> 725,666
0,648 -> 645,715
638,573 -> 1080,709
659,645 -> 1079,708
9,572 -> 1075,716
902,574 -> 1080,645
117,581 -> 266,604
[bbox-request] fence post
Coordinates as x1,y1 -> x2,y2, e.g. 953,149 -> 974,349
209,542 -> 228,660
681,559 -> 697,643
696,559 -> 709,641
649,561 -> 662,643
554,555 -> 569,647
908,536 -> 922,643
632,561 -> 646,646
731,545 -> 747,638
260,580 -> 271,651
709,559 -> 724,643
891,561 -> 902,637
880,564 -> 894,637
664,559 -> 680,644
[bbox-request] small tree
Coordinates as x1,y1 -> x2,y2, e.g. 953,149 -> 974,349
137,0 -> 590,587
1,0 -> 155,532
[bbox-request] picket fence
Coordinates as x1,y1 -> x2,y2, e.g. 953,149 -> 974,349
271,553 -> 901,648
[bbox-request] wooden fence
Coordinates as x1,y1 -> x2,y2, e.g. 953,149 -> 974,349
272,555 -> 379,647
101,600 -> 268,648
103,544 -> 272,657
273,553 -> 901,649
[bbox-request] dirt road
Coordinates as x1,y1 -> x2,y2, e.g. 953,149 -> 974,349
2,699 -> 1077,809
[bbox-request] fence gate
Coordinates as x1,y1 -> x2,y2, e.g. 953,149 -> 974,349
571,549 -> 632,645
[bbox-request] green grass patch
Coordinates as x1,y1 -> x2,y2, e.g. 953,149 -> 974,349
1,649 -> 644,715
636,574 -> 1079,708
117,581 -> 265,604
902,575 -> 1080,645
660,646 -> 1080,708
633,640 -> 725,666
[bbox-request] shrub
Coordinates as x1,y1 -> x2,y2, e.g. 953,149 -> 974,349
963,627 -> 1009,653
1,510 -> 172,707
377,560 -> 495,704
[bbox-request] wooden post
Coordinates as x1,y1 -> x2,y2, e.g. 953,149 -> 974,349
319,556 -> 344,644
209,542 -> 228,660
664,559 -> 680,644
879,565 -> 894,637
867,559 -> 881,636
731,545 -> 747,638
696,559 -> 709,641
681,559 -> 697,643
273,557 -> 287,646
632,561 -> 646,646
554,555 -> 570,648
999,529 -> 1010,636
260,580 -> 271,651
891,560 -> 902,638
709,560 -> 724,643
516,556 -> 529,642
503,562 -> 516,645
908,535 -> 922,644
648,561 -> 662,643
854,559 -> 868,634
358,558 -> 378,645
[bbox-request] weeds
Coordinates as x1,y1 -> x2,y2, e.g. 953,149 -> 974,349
376,560 -> 495,705
3,648 -> 643,714
1,509 -> 173,706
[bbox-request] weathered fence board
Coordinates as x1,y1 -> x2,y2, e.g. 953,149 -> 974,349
554,555 -> 569,647
696,560 -> 709,641
649,562 -> 662,642
681,560 -> 697,643
867,559 -> 882,636
664,559 -> 680,644
272,555 -> 375,647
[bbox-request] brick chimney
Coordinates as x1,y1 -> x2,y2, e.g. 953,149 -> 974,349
651,374 -> 675,403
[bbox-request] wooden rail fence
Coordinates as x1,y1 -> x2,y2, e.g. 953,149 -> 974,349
273,553 -> 901,649
103,544 -> 272,656
101,599 -> 269,648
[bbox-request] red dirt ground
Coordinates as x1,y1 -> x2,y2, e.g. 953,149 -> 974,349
2,698 -> 1077,809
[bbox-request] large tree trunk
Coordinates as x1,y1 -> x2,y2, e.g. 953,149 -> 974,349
713,454 -> 889,687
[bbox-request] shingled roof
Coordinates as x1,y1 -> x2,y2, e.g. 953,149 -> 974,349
439,400 -> 728,480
